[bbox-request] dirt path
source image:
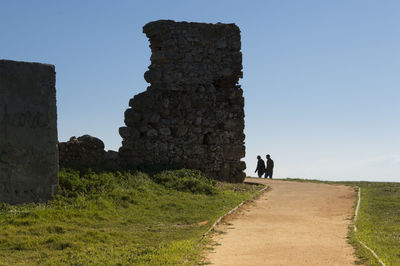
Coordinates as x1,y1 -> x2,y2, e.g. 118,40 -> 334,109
206,179 -> 357,266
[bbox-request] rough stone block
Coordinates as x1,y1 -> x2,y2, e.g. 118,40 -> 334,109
0,60 -> 58,204
119,20 -> 247,182
58,135 -> 118,170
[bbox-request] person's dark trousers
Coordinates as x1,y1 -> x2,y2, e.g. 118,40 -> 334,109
265,170 -> 273,179
257,171 -> 264,178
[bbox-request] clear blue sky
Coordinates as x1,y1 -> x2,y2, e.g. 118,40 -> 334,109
1,0 -> 399,182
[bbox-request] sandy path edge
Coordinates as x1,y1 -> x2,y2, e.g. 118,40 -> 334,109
203,184 -> 269,238
205,179 -> 357,266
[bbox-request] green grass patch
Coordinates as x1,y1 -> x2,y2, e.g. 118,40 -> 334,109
0,169 -> 261,265
282,178 -> 400,265
353,182 -> 400,266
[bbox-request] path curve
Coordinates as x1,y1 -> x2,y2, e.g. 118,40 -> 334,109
206,179 -> 357,266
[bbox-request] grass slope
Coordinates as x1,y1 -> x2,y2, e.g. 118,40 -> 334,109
354,182 -> 400,266
0,169 -> 261,265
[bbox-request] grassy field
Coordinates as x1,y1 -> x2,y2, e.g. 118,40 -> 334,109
351,182 -> 400,266
0,169 -> 262,265
284,178 -> 400,266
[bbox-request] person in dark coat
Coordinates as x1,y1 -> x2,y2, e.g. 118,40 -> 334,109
254,155 -> 265,178
265,154 -> 274,179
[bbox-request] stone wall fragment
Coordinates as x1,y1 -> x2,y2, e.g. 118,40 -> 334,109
0,59 -> 58,203
119,20 -> 246,182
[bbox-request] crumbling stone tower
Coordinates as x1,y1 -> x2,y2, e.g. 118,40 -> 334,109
0,60 -> 58,203
119,20 -> 246,182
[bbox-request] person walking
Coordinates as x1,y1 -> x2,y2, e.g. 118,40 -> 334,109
254,155 -> 265,178
265,154 -> 274,179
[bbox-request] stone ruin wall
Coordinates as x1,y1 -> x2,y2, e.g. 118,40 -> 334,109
119,20 -> 246,182
0,20 -> 246,204
0,60 -> 58,204
58,135 -> 118,169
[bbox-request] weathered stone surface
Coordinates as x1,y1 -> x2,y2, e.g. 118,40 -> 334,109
0,59 -> 58,204
119,20 -> 246,182
58,135 -> 117,169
